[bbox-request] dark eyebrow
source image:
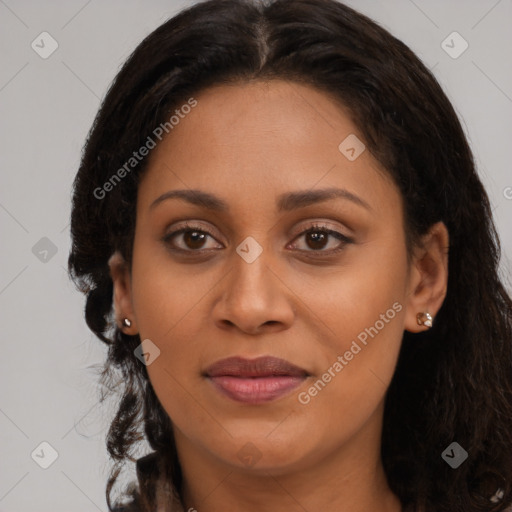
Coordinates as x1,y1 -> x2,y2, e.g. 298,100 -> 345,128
276,187 -> 372,212
149,187 -> 372,212
150,189 -> 229,212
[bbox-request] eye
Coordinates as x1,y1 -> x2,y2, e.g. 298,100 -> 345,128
288,223 -> 353,255
162,222 -> 222,252
162,222 -> 353,256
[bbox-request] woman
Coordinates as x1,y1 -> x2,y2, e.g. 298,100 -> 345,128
67,0 -> 512,510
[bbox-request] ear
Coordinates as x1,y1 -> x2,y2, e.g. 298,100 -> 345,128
404,221 -> 449,333
108,251 -> 138,334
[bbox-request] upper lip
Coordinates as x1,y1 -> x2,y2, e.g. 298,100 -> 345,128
204,356 -> 309,378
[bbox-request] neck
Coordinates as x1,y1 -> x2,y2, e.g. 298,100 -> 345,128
174,407 -> 402,512
181,456 -> 401,512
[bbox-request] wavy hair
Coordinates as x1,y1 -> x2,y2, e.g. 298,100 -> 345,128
67,0 -> 512,510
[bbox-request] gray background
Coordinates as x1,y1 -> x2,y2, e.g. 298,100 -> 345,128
1,1 -> 511,511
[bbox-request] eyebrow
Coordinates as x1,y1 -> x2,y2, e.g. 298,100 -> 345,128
149,187 -> 372,213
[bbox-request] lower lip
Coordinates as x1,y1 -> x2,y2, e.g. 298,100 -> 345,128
208,375 -> 306,404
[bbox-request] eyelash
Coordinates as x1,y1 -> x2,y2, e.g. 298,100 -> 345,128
162,221 -> 353,257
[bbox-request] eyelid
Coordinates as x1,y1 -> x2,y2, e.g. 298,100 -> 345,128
290,219 -> 353,238
287,222 -> 353,254
162,221 -> 222,249
165,218 -> 352,239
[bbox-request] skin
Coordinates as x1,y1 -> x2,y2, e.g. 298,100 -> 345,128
109,79 -> 449,512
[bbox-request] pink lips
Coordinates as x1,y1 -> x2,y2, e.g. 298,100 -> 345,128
204,356 -> 308,404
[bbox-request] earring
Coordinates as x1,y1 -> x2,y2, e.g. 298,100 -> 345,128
122,318 -> 132,328
416,312 -> 433,328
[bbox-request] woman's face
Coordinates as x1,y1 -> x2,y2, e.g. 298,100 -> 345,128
112,79 -> 442,476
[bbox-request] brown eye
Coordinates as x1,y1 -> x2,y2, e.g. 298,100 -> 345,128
182,230 -> 208,250
304,231 -> 329,250
162,222 -> 352,257
163,224 -> 222,252
289,224 -> 353,255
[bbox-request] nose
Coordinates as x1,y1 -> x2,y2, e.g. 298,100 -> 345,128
212,248 -> 295,335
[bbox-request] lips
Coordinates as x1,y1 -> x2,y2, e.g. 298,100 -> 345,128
204,355 -> 308,378
204,356 -> 309,404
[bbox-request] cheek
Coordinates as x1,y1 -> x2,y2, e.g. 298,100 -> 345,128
294,237 -> 408,405
295,234 -> 408,347
131,275 -> 206,384
130,236 -> 206,341
293,287 -> 405,445
131,264 -> 208,429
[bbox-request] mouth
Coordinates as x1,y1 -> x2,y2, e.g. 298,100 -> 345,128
203,355 -> 309,404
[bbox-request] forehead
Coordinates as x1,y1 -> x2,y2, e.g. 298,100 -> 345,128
137,79 -> 400,220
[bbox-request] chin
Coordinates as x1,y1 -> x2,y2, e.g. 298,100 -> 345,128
208,431 -> 318,474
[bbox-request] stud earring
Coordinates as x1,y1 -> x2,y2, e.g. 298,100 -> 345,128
122,318 -> 132,328
416,312 -> 433,328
